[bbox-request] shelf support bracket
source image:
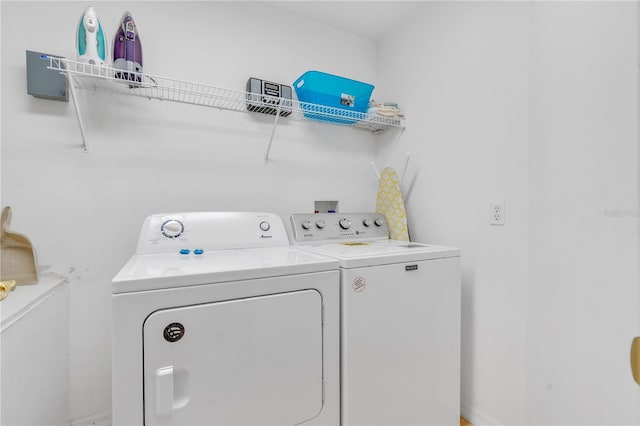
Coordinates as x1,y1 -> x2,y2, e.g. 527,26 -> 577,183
400,152 -> 411,186
66,72 -> 89,153
393,125 -> 406,147
370,162 -> 380,180
264,102 -> 283,164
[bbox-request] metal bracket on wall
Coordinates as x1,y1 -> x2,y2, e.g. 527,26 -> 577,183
370,151 -> 411,185
66,73 -> 89,153
370,149 -> 413,203
371,124 -> 407,175
264,103 -> 283,164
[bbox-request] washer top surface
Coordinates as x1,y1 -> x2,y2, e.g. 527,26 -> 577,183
289,213 -> 460,268
113,212 -> 338,294
300,240 -> 459,268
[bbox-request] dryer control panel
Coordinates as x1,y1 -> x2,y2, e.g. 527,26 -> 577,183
136,212 -> 289,254
290,213 -> 389,244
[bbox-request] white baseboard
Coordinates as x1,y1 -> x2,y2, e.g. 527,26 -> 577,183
74,406 -> 499,426
461,401 -> 502,426
69,412 -> 112,426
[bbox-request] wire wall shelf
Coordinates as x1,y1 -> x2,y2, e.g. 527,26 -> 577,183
47,57 -> 405,160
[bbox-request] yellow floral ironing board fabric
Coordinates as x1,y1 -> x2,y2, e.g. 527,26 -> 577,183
375,167 -> 409,241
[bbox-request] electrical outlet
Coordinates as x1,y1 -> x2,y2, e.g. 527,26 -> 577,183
490,202 -> 506,226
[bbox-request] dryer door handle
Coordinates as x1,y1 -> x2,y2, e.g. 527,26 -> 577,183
155,366 -> 175,417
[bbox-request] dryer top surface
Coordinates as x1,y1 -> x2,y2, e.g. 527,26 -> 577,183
112,246 -> 338,294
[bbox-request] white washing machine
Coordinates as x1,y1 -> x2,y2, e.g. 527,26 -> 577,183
289,213 -> 461,426
112,212 -> 340,426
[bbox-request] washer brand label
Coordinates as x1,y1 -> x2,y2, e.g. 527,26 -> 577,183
164,322 -> 185,342
405,265 -> 419,271
352,276 -> 366,293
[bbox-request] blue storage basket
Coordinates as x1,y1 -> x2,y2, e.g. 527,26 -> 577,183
293,71 -> 374,124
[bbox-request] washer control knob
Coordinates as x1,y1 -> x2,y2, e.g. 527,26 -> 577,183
301,220 -> 312,230
161,219 -> 184,239
316,220 -> 326,229
339,218 -> 352,230
374,218 -> 385,227
363,219 -> 372,227
259,221 -> 270,232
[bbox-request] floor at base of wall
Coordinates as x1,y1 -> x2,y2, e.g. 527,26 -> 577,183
71,413 -> 471,425
69,412 -> 112,426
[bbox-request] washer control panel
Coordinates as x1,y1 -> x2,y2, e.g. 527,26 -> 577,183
290,212 -> 389,243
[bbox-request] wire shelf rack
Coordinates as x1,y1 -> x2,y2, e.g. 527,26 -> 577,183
48,58 -> 403,126
47,57 -> 405,159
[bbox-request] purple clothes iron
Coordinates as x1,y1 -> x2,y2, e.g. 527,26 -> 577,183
113,11 -> 143,83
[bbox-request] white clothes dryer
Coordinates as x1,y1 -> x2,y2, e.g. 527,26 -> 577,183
112,212 -> 340,426
290,213 -> 461,426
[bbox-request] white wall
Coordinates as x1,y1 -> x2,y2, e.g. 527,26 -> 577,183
1,1 -> 384,421
4,1 -> 639,424
377,2 -> 530,424
378,1 -> 639,425
527,2 -> 640,424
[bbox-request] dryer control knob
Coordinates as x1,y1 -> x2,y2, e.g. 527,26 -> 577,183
374,218 -> 385,227
301,220 -> 312,230
363,219 -> 372,227
161,219 -> 184,238
259,221 -> 270,231
339,218 -> 351,230
316,220 -> 326,229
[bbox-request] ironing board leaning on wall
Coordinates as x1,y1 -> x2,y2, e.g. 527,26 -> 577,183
375,167 -> 410,241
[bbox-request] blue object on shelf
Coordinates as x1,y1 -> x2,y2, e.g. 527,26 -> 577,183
293,71 -> 374,124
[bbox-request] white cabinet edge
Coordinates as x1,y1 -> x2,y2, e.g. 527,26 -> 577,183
1,273 -> 68,332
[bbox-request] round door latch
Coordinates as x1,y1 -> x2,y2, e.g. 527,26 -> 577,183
163,322 -> 185,342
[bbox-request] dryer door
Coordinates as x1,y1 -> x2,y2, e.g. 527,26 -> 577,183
143,289 -> 323,425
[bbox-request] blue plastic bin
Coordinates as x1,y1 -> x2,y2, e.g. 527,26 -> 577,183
293,71 -> 374,124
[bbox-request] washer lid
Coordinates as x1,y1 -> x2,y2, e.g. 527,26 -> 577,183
112,247 -> 338,294
301,240 -> 460,268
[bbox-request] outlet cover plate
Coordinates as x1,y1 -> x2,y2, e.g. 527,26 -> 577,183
490,202 -> 505,226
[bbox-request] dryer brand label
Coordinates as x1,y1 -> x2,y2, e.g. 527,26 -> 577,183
163,322 -> 185,342
352,276 -> 366,293
405,264 -> 419,271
